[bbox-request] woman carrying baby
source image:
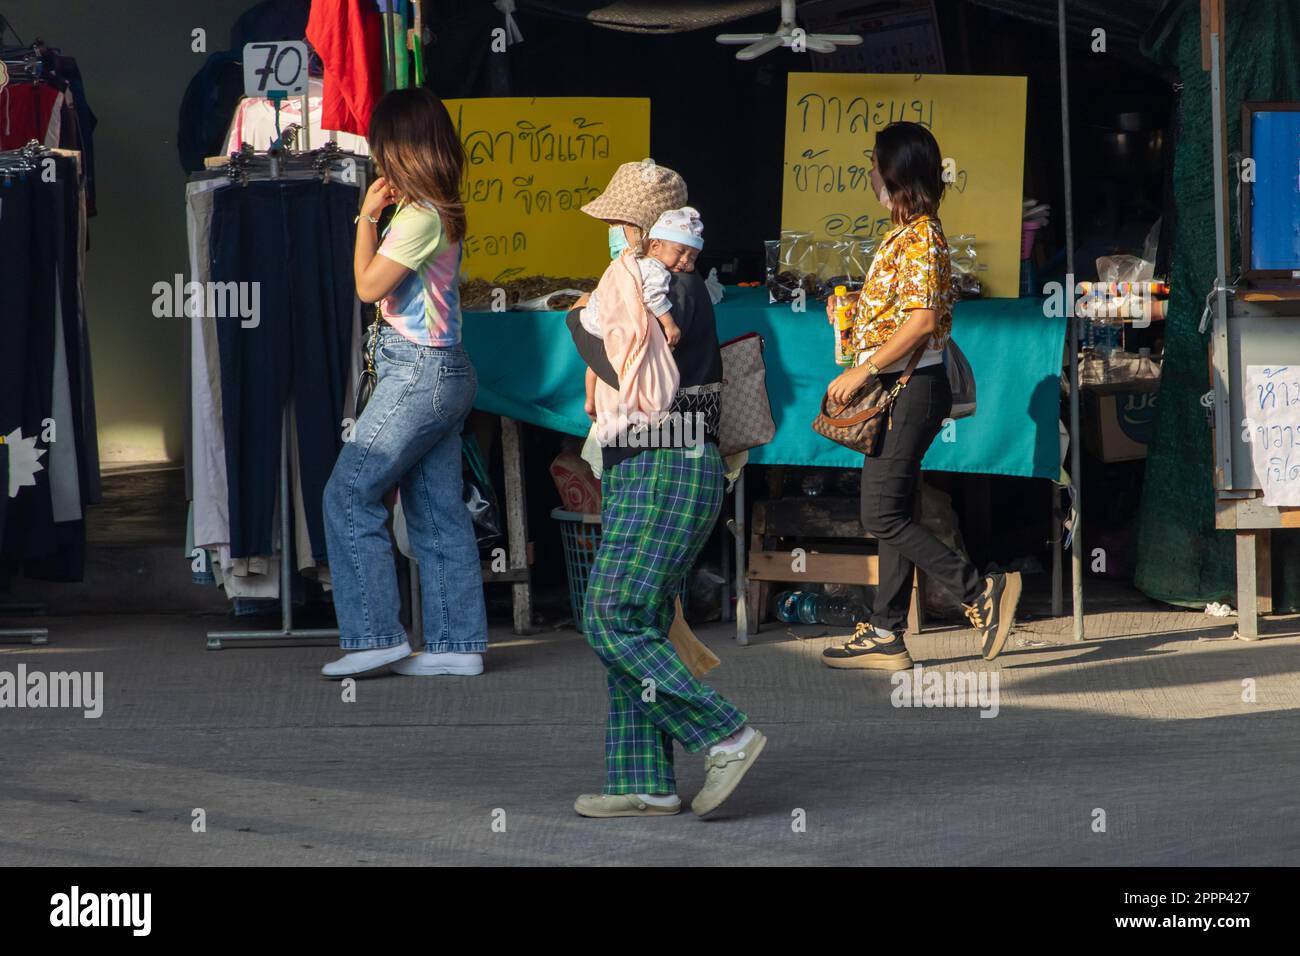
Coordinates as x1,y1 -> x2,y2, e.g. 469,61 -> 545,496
565,160 -> 765,819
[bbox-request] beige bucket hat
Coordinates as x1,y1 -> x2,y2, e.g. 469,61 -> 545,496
580,159 -> 688,234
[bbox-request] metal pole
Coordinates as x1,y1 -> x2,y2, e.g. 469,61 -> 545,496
733,467 -> 748,644
0,628 -> 49,644
280,403 -> 293,633
1207,8 -> 1247,635
1059,0 -> 1084,641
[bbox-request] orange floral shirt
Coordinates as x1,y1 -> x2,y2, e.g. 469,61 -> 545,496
850,216 -> 954,354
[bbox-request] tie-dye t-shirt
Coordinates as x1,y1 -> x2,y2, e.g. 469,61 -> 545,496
376,201 -> 462,346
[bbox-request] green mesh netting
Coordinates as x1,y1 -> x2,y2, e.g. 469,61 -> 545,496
1134,0 -> 1300,610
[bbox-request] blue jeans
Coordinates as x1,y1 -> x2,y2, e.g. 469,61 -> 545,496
323,326 -> 488,652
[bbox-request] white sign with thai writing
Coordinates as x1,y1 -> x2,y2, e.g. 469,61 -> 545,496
1244,365 -> 1300,505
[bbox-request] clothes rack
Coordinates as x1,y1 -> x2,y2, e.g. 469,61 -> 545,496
0,602 -> 49,645
205,140 -> 358,649
0,140 -> 99,617
207,402 -> 338,648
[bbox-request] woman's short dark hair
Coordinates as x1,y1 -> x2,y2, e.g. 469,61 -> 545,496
874,122 -> 945,225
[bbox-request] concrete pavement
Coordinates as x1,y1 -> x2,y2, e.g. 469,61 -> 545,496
2,603 -> 1299,866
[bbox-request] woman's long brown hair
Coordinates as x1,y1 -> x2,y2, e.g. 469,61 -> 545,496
368,88 -> 467,243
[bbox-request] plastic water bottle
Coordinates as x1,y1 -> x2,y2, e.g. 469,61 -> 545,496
775,590 -> 868,626
775,590 -> 815,623
1135,346 -> 1159,380
1092,313 -> 1120,383
812,595 -> 870,626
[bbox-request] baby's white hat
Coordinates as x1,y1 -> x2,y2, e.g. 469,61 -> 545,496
649,206 -> 704,250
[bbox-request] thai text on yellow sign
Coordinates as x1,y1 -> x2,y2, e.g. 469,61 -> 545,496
781,73 -> 1027,299
447,97 -> 651,282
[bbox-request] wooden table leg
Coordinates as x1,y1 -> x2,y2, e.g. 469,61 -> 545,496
1051,479 -> 1063,618
1256,530 -> 1272,616
720,498 -> 732,623
908,482 -> 927,634
733,467 -> 749,644
500,417 -> 533,634
908,567 -> 927,635
1235,530 -> 1260,641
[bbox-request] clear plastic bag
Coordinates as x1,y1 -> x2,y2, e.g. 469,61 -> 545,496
949,233 -> 982,298
813,239 -> 851,301
780,230 -> 815,273
767,232 -> 814,303
844,236 -> 877,291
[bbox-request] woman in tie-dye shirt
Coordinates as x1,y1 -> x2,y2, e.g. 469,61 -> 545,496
820,121 -> 1023,672
321,88 -> 488,681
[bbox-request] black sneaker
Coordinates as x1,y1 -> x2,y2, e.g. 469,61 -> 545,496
963,571 -> 1023,661
822,623 -> 914,671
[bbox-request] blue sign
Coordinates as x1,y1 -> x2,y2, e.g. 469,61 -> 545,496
1251,110 -> 1300,272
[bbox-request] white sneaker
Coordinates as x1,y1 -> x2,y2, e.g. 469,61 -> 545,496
390,651 -> 484,676
321,641 -> 412,679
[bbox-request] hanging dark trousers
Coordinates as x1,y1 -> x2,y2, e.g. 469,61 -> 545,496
209,178 -> 358,561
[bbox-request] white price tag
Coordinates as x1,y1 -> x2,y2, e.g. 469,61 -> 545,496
242,40 -> 309,99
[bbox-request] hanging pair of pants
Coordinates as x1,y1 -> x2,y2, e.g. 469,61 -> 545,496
860,363 -> 984,635
0,170 -> 58,574
584,445 -> 746,795
323,326 -> 488,653
21,155 -> 90,583
210,178 -> 357,561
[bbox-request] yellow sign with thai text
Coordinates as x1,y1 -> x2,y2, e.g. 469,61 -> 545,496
447,97 -> 651,282
781,73 -> 1027,299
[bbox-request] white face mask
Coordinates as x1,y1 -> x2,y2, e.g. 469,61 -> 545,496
876,182 -> 892,209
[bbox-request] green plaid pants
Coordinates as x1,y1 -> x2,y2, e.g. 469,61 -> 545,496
584,445 -> 747,795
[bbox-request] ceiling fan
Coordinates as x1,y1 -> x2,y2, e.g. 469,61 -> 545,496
716,0 -> 863,61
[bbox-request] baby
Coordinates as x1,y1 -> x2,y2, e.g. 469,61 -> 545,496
581,206 -> 704,420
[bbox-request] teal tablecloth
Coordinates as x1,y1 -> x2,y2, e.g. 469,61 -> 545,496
462,288 -> 1065,479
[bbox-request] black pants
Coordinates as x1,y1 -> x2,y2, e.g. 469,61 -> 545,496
0,171 -> 58,572
22,156 -> 90,582
210,179 -> 357,560
860,363 -> 983,634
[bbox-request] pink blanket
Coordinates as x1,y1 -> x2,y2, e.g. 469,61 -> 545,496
592,249 -> 680,442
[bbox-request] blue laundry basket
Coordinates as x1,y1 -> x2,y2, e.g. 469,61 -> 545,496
552,508 -> 690,633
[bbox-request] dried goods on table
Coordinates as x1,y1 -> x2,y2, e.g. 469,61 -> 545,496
766,269 -> 803,303
460,275 -> 599,311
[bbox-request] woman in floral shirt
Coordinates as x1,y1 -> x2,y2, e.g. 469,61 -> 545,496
821,122 -> 1022,670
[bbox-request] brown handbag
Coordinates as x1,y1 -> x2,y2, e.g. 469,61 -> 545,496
718,332 -> 776,457
811,346 -> 927,455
